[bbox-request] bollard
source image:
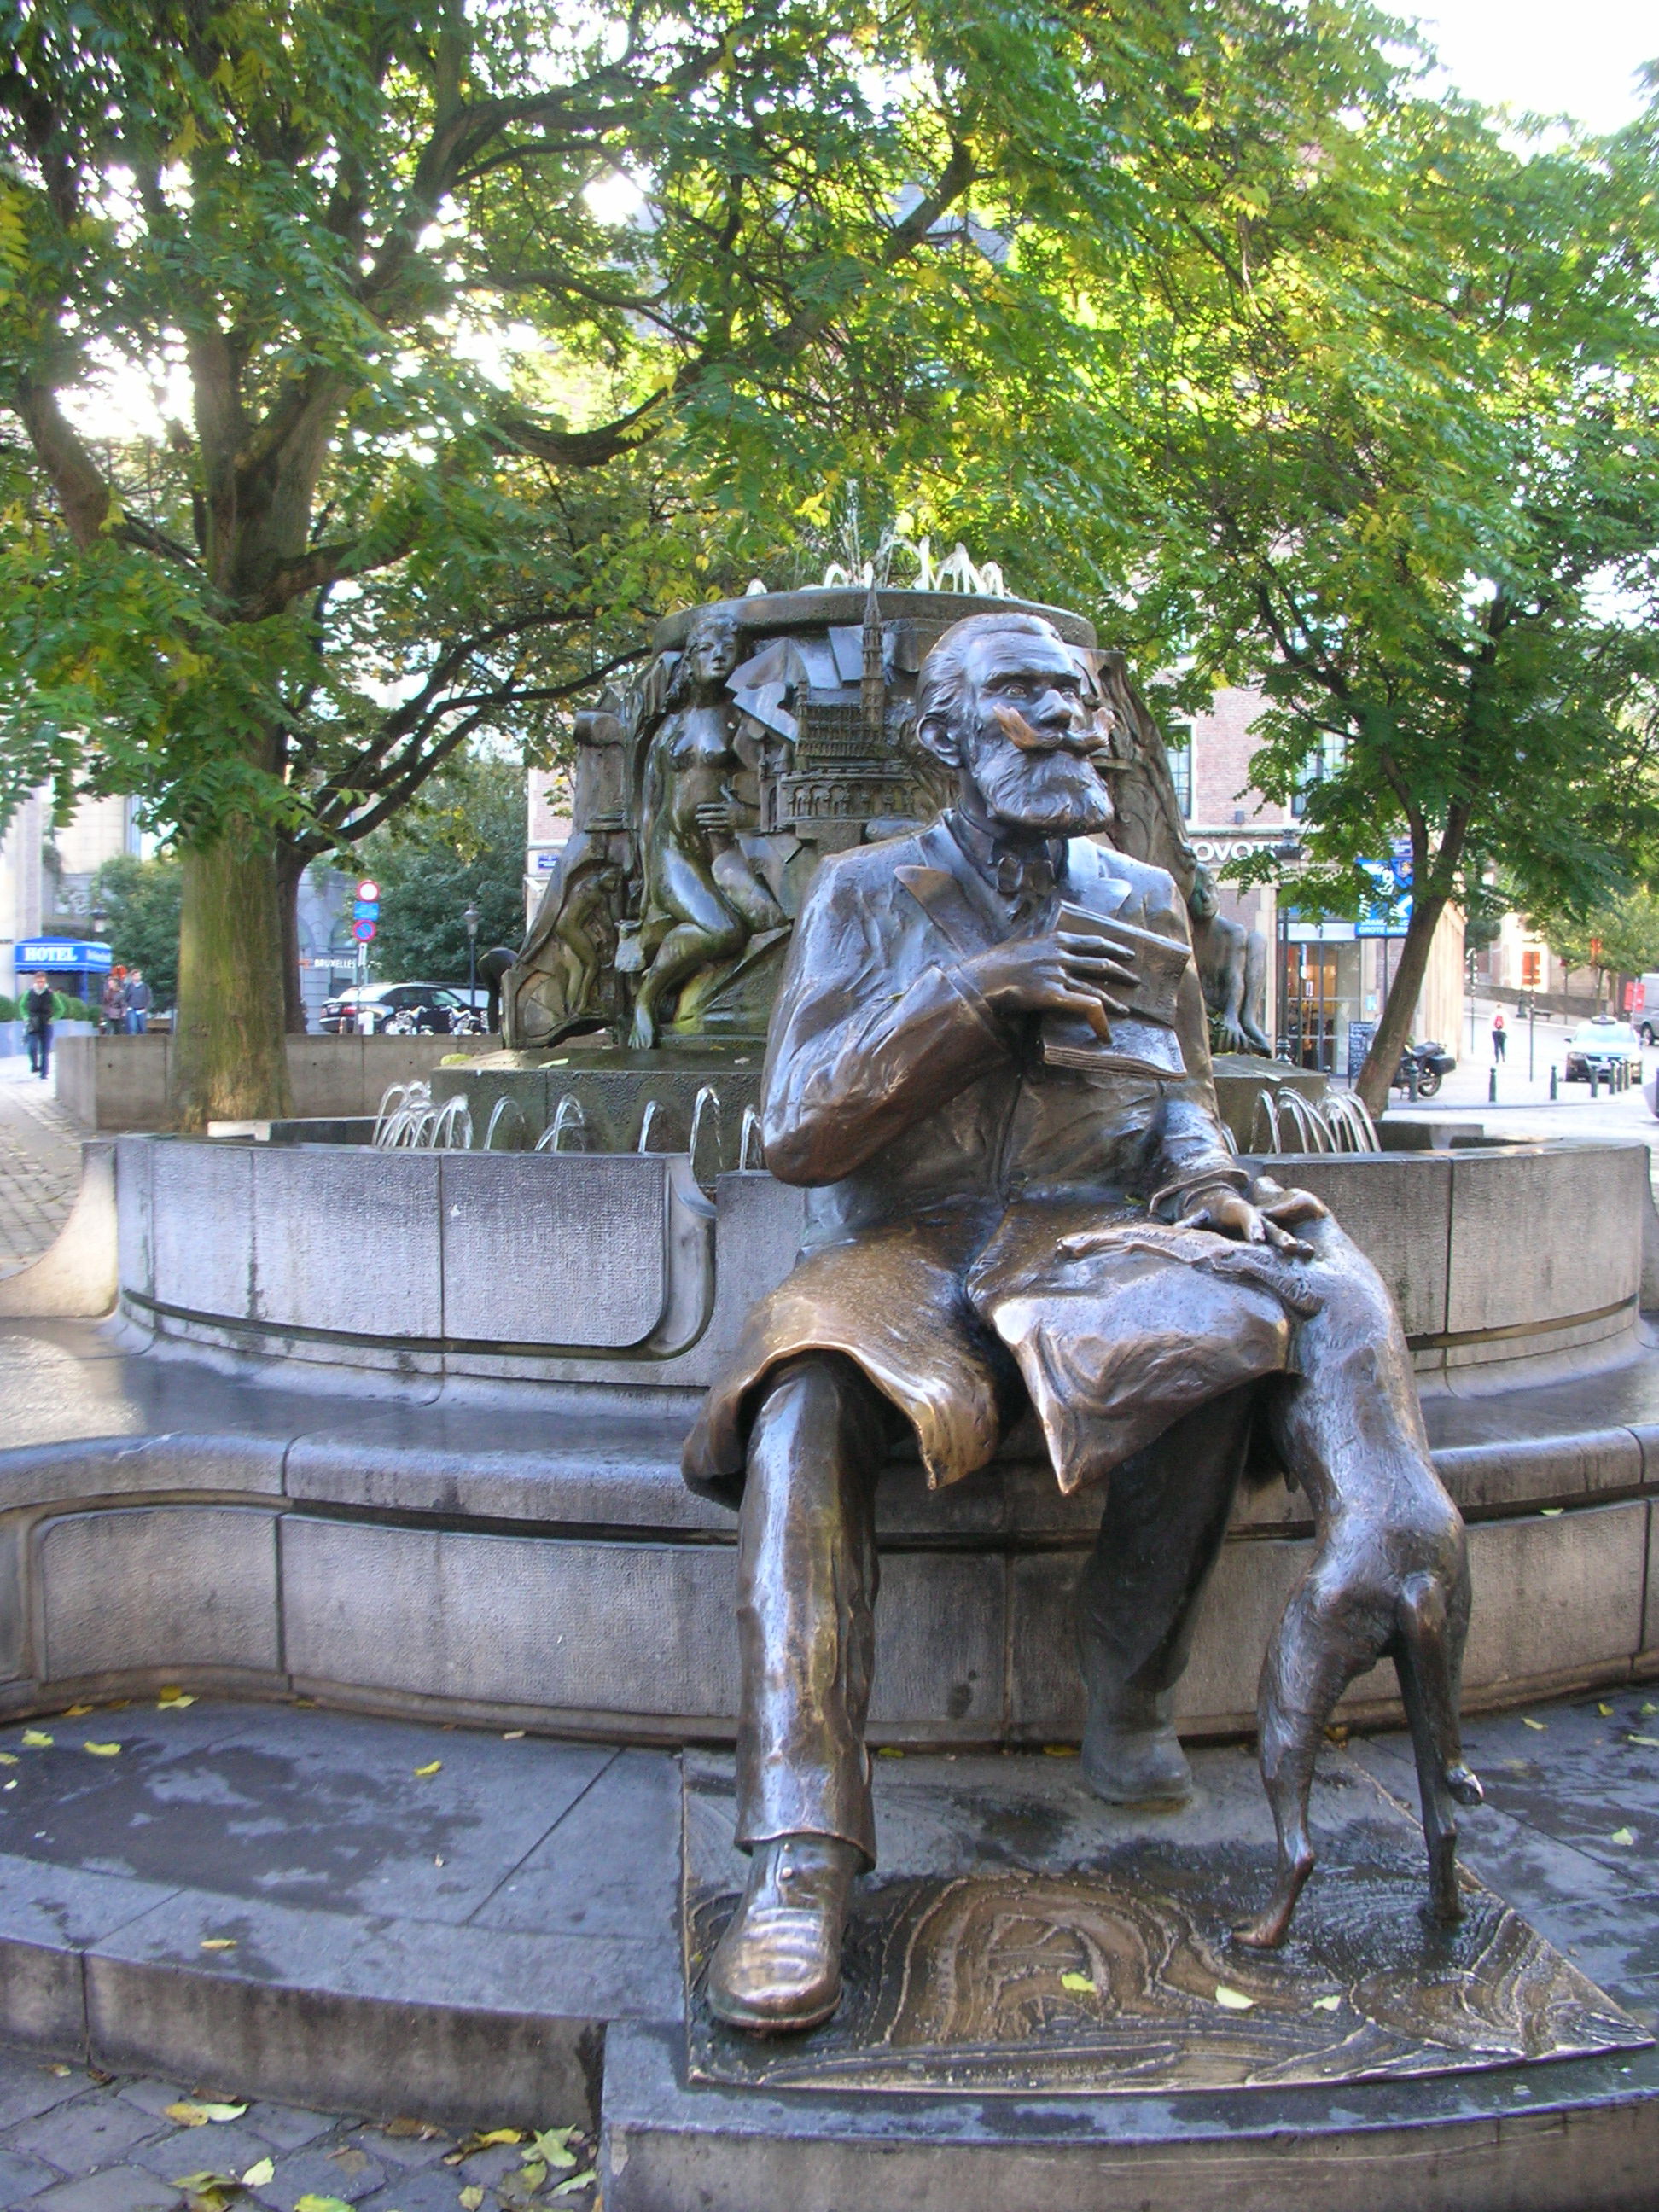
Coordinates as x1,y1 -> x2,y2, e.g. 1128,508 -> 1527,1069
1551,1066 -> 1558,1100
1591,1065 -> 1600,1099
1488,1068 -> 1498,1103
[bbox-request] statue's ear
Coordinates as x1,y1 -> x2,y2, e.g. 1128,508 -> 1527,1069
914,708 -> 961,769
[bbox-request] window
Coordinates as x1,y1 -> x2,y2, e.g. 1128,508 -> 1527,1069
1521,950 -> 1541,989
1164,725 -> 1193,818
1291,731 -> 1347,819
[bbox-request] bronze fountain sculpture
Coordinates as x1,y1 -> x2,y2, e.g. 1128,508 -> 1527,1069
674,606 -> 1481,2032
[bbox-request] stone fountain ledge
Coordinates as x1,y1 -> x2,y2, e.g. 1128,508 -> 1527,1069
0,1305 -> 1654,1746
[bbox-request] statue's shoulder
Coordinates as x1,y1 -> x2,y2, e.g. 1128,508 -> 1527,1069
800,830 -> 934,913
1067,837 -> 1184,922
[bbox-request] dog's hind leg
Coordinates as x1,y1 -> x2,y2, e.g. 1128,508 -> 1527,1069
1394,1569 -> 1482,1923
1236,1580 -> 1371,1950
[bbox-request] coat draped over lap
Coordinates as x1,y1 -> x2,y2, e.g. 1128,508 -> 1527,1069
683,818 -> 1306,1501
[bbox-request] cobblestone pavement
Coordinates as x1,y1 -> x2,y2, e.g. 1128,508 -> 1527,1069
0,1063 -> 83,1277
0,2041 -> 599,2212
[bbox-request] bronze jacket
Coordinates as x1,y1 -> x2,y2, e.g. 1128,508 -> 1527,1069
683,815 -> 1295,1499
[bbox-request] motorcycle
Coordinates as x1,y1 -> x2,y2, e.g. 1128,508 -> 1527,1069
1392,1040 -> 1456,1099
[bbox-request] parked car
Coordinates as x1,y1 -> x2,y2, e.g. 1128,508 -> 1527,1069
317,982 -> 487,1035
1563,1016 -> 1644,1083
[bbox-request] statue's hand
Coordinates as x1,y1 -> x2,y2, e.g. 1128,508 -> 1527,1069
1175,1183 -> 1317,1259
962,928 -> 1139,1039
696,796 -> 748,832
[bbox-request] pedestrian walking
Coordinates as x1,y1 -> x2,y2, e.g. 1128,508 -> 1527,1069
1492,1010 -> 1507,1062
22,972 -> 55,1080
123,969 -> 153,1034
102,966 -> 126,1033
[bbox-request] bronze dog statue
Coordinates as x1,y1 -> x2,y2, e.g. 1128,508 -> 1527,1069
1234,1188 -> 1483,1949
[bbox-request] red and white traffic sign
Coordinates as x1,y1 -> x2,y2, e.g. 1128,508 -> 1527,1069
356,878 -> 380,903
352,919 -> 376,943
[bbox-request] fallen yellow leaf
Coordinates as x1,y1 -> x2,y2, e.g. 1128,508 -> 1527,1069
1629,1735 -> 1659,1749
167,2104 -> 211,2128
459,2190 -> 486,2209
49,2064 -> 72,2076
1214,1985 -> 1255,2011
1042,1744 -> 1079,1757
64,1704 -> 93,1717
82,1742 -> 121,1757
1643,1703 -> 1657,1717
1539,1508 -> 1563,1517
876,1746 -> 904,1758
0,1754 -> 16,1766
474,2132 -> 522,2147
551,2174 -> 595,2200
20,1731 -> 53,1749
198,2105 -> 247,2123
1610,1827 -> 1637,1847
242,2160 -> 275,2187
294,2197 -> 353,2212
200,1939 -> 237,1952
413,1760 -> 443,1778
533,2128 -> 579,2168
1059,1970 -> 1097,1994
1312,1994 -> 1342,2011
1521,1718 -> 1547,1732
502,1730 -> 526,1740
159,1693 -> 196,1710
1598,1703 -> 1615,1717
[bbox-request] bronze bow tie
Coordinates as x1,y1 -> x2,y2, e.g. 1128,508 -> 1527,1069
995,850 -> 1057,910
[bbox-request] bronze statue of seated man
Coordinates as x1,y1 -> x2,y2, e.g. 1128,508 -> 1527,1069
682,608 -> 1470,2034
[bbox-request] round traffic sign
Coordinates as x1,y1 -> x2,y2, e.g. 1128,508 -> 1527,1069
352,918 -> 376,943
356,878 -> 380,902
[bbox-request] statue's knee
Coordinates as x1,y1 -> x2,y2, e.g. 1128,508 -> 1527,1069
749,1354 -> 880,1467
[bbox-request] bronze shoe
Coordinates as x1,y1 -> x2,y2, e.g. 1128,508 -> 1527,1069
705,1833 -> 860,2034
1081,1720 -> 1194,1807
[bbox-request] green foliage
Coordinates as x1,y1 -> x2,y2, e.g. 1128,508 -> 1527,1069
91,854 -> 183,1005
51,993 -> 90,1021
359,754 -> 527,985
0,994 -> 15,1021
1540,891 -> 1659,981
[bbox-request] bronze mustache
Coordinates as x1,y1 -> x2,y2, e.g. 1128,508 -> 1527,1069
989,701 -> 1111,759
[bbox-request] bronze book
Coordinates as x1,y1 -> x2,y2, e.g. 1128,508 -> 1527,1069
1041,902 -> 1191,1080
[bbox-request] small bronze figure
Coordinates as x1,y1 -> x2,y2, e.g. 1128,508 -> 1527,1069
1190,864 -> 1272,1057
683,608 -> 1476,2032
632,608 -> 785,1046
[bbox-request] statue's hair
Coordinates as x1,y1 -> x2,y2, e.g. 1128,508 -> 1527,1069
915,609 -> 1062,742
665,605 -> 743,707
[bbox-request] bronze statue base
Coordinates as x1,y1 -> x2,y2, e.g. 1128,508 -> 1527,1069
683,1748 -> 1647,2095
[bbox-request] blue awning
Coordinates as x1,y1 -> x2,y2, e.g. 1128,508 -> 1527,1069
15,939 -> 114,970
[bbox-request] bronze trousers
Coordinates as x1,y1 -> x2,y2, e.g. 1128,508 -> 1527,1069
731,1219 -> 1431,1869
732,1356 -> 1254,1866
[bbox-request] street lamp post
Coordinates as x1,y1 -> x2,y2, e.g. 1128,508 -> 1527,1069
463,900 -> 480,1019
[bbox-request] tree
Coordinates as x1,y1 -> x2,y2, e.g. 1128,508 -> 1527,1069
1066,75 -> 1659,1114
358,751 -> 525,983
0,0 -> 1428,1124
90,852 -> 184,1005
1541,888 -> 1659,995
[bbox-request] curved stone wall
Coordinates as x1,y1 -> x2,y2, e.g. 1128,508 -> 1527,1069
114,1134 -> 1648,1391
0,1129 -> 1645,1746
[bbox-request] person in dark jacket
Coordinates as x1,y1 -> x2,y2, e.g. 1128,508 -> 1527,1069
124,969 -> 153,1033
22,973 -> 55,1079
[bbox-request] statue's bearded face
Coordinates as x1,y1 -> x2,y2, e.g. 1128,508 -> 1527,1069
955,632 -> 1113,838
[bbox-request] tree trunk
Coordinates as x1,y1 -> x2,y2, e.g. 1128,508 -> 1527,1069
277,848 -> 308,1034
1354,890 -> 1448,1121
170,826 -> 295,1129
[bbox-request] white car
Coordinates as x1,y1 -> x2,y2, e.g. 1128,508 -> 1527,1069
1563,1017 -> 1643,1083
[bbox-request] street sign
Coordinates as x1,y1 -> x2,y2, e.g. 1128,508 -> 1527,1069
356,878 -> 380,902
352,899 -> 379,920
352,919 -> 376,943
15,938 -> 113,971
